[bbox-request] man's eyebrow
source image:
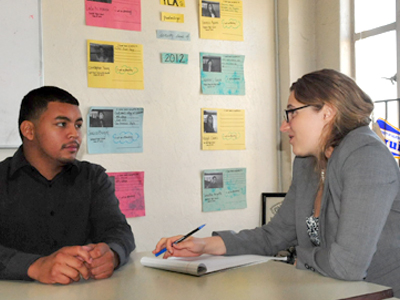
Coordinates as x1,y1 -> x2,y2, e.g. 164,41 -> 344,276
286,104 -> 295,109
55,116 -> 71,122
55,116 -> 83,122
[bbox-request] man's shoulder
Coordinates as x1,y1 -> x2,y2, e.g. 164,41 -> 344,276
0,156 -> 13,166
0,156 -> 13,175
0,148 -> 24,178
73,159 -> 106,174
69,160 -> 110,187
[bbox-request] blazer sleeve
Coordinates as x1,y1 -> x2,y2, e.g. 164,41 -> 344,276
213,162 -> 300,256
296,140 -> 399,280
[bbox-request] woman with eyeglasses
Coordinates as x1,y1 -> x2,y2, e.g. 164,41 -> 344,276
153,69 -> 400,296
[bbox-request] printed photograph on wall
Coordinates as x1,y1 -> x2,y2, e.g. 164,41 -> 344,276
202,56 -> 221,72
201,1 -> 220,18
90,43 -> 114,63
89,109 -> 114,128
204,172 -> 224,189
203,110 -> 218,133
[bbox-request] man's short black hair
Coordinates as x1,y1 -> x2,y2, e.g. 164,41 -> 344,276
18,86 -> 80,140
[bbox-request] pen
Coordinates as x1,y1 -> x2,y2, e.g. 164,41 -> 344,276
155,224 -> 206,257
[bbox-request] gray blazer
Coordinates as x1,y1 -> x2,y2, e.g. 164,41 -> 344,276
215,126 -> 400,296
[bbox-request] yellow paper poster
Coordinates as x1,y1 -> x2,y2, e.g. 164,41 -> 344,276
199,0 -> 243,41
202,108 -> 245,150
87,40 -> 144,90
160,0 -> 185,7
161,12 -> 184,23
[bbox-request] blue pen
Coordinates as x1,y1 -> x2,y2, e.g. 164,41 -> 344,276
155,224 -> 206,257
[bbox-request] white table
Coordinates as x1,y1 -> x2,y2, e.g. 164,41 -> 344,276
0,252 -> 393,300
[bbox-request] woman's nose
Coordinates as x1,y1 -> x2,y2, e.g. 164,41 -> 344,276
280,120 -> 290,132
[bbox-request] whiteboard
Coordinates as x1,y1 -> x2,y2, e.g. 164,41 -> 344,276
0,0 -> 43,147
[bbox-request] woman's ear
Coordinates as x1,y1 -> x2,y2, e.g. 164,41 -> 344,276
322,104 -> 336,122
20,120 -> 35,141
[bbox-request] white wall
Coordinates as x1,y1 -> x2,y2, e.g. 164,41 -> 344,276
277,0 -> 348,190
0,0 -> 278,252
277,0 -> 318,191
1,0 -> 349,253
315,0 -> 353,74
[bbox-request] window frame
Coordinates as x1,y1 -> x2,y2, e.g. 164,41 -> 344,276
352,0 -> 400,98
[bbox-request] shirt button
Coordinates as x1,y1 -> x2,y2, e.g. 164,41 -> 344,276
305,264 -> 310,269
50,211 -> 55,216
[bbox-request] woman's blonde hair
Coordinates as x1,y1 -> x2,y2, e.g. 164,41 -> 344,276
290,69 -> 374,173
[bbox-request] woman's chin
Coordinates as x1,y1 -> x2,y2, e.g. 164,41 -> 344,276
292,148 -> 312,157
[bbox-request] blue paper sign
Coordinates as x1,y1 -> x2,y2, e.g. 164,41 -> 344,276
87,107 -> 144,154
200,52 -> 245,95
202,168 -> 247,212
161,53 -> 188,64
156,30 -> 191,41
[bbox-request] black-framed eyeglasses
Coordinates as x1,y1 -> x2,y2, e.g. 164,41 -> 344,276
284,105 -> 311,123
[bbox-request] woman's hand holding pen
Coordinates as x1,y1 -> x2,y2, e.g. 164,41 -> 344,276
153,236 -> 203,258
152,236 -> 227,259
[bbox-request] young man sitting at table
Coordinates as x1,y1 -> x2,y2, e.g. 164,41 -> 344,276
0,86 -> 135,284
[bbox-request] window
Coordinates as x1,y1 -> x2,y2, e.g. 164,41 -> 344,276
353,0 -> 398,126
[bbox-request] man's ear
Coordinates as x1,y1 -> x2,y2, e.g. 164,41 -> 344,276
20,120 -> 35,141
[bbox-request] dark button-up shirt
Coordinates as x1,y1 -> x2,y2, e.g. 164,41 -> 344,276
0,147 -> 135,280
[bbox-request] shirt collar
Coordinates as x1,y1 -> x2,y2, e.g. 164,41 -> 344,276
9,146 -> 80,178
